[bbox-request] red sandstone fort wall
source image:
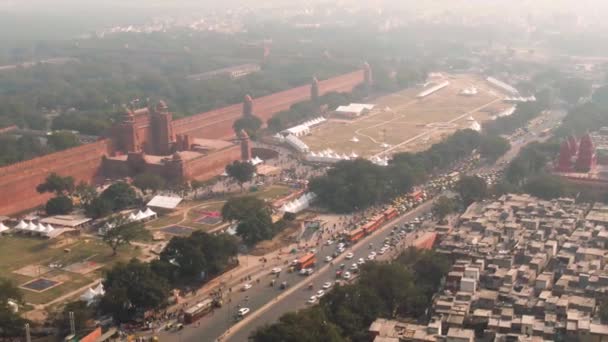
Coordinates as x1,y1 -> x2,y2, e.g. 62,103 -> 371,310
173,70 -> 365,140
184,146 -> 242,181
0,140 -> 113,216
0,70 -> 364,216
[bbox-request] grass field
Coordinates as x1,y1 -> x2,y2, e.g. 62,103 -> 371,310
0,236 -> 139,305
301,73 -> 512,157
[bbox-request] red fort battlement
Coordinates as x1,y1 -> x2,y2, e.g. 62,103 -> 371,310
0,69 -> 365,216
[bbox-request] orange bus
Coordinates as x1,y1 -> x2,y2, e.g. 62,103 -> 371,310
383,207 -> 398,221
346,228 -> 366,243
363,215 -> 385,235
296,253 -> 316,270
184,298 -> 215,323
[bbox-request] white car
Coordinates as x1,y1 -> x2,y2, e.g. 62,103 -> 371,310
299,268 -> 308,275
367,254 -> 375,261
307,295 -> 317,304
345,252 -> 354,259
242,283 -> 252,291
343,272 -> 352,280
310,248 -> 317,254
316,290 -> 325,298
337,247 -> 345,254
326,239 -> 334,245
358,258 -> 365,265
322,282 -> 333,289
350,263 -> 358,271
324,256 -> 333,263
238,307 -> 250,316
379,249 -> 387,255
370,251 -> 377,257
337,243 -> 345,249
271,267 -> 282,274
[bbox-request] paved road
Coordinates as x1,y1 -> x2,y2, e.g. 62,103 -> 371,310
222,202 -> 434,342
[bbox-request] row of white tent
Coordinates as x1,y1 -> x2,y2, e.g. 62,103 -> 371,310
460,86 -> 478,96
369,155 -> 390,166
492,106 -> 516,119
80,283 -> 105,305
285,134 -> 310,153
127,208 -> 157,222
282,117 -> 326,137
13,220 -> 56,236
280,192 -> 317,214
306,149 -> 358,164
504,96 -> 536,103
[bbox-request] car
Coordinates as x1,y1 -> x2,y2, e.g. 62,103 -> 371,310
350,263 -> 358,271
343,272 -> 352,280
309,248 -> 317,254
345,252 -> 354,259
271,267 -> 282,274
339,263 -> 346,269
242,283 -> 252,291
337,242 -> 345,248
335,270 -> 343,277
337,247 -> 345,254
322,282 -> 333,289
306,268 -> 314,275
379,249 -> 387,255
358,258 -> 365,265
367,254 -> 375,261
324,256 -> 333,263
316,290 -> 325,298
307,296 -> 317,304
300,269 -> 308,275
325,239 -> 334,245
238,307 -> 250,316
370,251 -> 377,257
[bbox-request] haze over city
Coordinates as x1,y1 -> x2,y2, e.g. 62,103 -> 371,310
1,1 -> 608,341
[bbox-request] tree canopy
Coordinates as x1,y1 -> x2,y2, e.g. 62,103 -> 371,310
432,196 -> 459,221
133,173 -> 166,193
233,115 -> 263,139
100,259 -> 169,323
45,195 -> 74,215
36,173 -> 75,196
46,131 -> 81,151
457,175 -> 488,207
0,278 -> 26,338
151,231 -> 238,285
102,215 -> 149,256
225,160 -> 256,191
222,196 -> 276,246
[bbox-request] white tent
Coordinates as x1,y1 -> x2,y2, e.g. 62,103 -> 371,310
143,208 -> 157,218
26,221 -> 37,231
250,156 -> 264,166
134,211 -> 147,221
15,220 -> 27,230
350,136 -> 359,143
128,213 -> 138,221
0,222 -> 9,233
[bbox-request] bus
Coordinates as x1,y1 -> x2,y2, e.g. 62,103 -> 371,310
346,228 -> 366,244
184,298 -> 216,324
296,253 -> 317,270
363,215 -> 386,235
383,207 -> 398,221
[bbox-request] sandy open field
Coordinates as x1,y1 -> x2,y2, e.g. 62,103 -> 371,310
301,74 -> 512,158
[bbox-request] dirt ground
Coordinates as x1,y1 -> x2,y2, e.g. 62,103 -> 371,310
301,73 -> 513,157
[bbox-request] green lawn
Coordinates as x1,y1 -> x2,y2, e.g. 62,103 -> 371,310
0,236 -> 139,305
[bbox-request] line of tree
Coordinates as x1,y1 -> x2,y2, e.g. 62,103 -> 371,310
482,101 -> 547,137
99,230 -> 239,322
0,131 -> 80,167
251,249 -> 450,342
311,130 -> 510,213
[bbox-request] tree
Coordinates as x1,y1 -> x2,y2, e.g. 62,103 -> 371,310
225,160 -> 255,191
222,196 -> 275,246
36,173 -> 75,196
523,174 -> 566,200
479,135 -> 511,162
133,173 -> 166,193
45,195 -> 74,215
99,182 -> 138,211
47,131 -> 81,151
457,176 -> 488,207
251,307 -> 345,342
74,181 -> 97,207
556,77 -> 591,106
233,115 -> 263,139
100,259 -> 169,323
152,231 -> 238,285
102,216 -> 148,256
0,278 -> 26,338
85,196 -> 113,219
432,196 -> 458,221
